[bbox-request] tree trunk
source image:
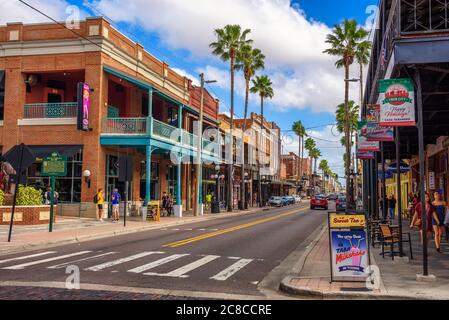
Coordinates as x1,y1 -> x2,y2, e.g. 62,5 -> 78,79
344,63 -> 351,205
298,136 -> 301,193
301,136 -> 304,194
240,77 -> 250,209
227,56 -> 235,212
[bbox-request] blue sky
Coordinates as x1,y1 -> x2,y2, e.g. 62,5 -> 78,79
2,0 -> 379,180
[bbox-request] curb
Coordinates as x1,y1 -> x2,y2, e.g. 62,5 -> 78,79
0,205 -> 289,256
278,223 -> 430,300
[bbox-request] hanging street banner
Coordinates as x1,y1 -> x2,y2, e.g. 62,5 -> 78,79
77,82 -> 91,131
366,104 -> 394,141
387,161 -> 411,174
357,121 -> 380,152
357,151 -> 374,160
379,79 -> 416,127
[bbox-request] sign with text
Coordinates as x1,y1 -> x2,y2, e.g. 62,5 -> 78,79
366,104 -> 394,141
379,79 -> 416,126
330,230 -> 369,278
41,152 -> 67,177
77,82 -> 91,131
329,214 -> 366,228
357,152 -> 374,160
358,121 -> 380,152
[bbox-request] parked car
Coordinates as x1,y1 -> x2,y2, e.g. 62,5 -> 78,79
283,196 -> 295,205
336,196 -> 347,212
269,196 -> 288,207
293,195 -> 302,203
310,195 -> 328,210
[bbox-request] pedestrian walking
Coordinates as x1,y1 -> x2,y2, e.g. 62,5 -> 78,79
111,189 -> 122,222
388,195 -> 396,222
161,192 -> 168,217
94,188 -> 105,222
410,192 -> 438,244
205,192 -> 212,211
166,193 -> 174,217
432,190 -> 447,253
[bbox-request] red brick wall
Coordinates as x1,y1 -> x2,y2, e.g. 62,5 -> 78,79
0,206 -> 56,225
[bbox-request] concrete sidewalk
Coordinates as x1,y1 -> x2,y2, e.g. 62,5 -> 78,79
280,223 -> 449,300
0,206 -> 263,255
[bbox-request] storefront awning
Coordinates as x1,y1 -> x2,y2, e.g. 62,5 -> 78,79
27,145 -> 83,158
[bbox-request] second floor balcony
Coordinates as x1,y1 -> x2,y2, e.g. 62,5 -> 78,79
23,102 -> 78,119
101,116 -> 220,158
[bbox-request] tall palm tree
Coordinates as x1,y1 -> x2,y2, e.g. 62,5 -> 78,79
336,100 -> 359,148
324,18 -> 370,204
292,120 -> 306,192
310,148 -> 322,175
304,137 -> 316,179
235,44 -> 265,208
250,75 -> 274,207
210,25 -> 253,212
319,159 -> 329,193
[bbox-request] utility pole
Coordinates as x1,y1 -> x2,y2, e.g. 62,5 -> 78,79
195,73 -> 217,216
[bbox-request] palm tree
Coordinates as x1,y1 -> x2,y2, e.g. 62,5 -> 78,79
292,121 -> 306,192
310,148 -> 322,175
250,75 -> 274,207
336,100 -> 359,148
210,25 -> 253,212
319,159 -> 329,193
324,18 -> 370,205
304,137 -> 316,178
235,44 -> 265,208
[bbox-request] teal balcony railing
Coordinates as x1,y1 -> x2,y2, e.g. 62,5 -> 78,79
102,118 -> 147,135
101,117 -> 220,157
23,102 -> 78,119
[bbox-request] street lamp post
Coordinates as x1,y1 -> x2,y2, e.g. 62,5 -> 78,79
194,73 -> 217,216
211,164 -> 223,214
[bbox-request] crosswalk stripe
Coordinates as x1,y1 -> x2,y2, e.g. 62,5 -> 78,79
210,259 -> 254,281
47,252 -> 117,269
144,255 -> 220,278
3,251 -> 91,270
85,252 -> 163,272
128,254 -> 190,274
0,251 -> 56,265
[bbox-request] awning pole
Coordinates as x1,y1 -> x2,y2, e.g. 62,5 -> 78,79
396,127 -> 404,256
414,68 -> 428,276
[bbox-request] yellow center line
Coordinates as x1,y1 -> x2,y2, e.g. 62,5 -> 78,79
162,206 -> 309,248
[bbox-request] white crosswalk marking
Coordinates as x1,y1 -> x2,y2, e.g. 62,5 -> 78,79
0,251 -> 56,265
210,259 -> 254,281
127,254 -> 190,274
3,251 -> 91,270
47,252 -> 117,269
144,255 -> 220,278
85,252 -> 163,272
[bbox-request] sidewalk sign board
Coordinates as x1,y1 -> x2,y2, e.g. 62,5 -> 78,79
42,152 -> 67,232
328,212 -> 369,283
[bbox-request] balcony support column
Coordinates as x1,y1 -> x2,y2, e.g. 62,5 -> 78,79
148,88 -> 153,118
145,144 -> 152,205
178,105 -> 183,129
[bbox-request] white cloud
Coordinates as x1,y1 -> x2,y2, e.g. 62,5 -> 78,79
171,67 -> 200,86
89,0 -> 363,114
0,0 -> 82,25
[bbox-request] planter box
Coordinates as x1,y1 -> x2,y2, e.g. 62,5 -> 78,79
0,205 -> 56,225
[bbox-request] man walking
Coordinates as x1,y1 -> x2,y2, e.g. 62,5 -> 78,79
111,189 -> 122,222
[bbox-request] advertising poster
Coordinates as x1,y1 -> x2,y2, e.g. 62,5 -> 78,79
357,121 -> 380,152
77,82 -> 91,131
357,152 -> 374,160
330,230 -> 368,278
379,79 -> 416,126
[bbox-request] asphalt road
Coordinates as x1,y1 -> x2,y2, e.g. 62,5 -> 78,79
0,202 -> 328,300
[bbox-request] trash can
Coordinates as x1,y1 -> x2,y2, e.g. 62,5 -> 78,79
211,201 -> 220,214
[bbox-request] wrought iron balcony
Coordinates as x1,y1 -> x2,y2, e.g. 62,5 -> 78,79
23,102 -> 78,119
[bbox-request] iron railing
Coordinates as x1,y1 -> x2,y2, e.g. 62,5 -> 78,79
102,117 -> 147,135
23,102 -> 78,119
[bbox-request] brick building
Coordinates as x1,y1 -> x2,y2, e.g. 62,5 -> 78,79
0,17 -> 220,216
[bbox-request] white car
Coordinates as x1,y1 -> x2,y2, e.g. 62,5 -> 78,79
293,195 -> 302,203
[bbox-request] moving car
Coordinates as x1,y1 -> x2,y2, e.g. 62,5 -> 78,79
310,194 -> 328,210
269,196 -> 288,207
336,196 -> 347,212
327,193 -> 338,201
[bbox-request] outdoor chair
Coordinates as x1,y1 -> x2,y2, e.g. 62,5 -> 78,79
369,220 -> 382,247
379,224 -> 413,260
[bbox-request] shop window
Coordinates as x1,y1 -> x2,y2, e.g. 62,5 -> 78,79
26,151 -> 83,203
